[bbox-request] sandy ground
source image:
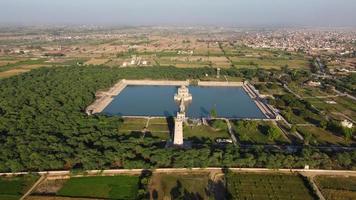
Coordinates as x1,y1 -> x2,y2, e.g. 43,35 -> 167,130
0,60 -> 18,66
84,58 -> 109,65
33,179 -> 68,195
0,69 -> 30,78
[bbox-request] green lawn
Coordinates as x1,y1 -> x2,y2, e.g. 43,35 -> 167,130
297,126 -> 351,146
120,118 -> 172,140
315,176 -> 356,200
57,175 -> 139,200
288,83 -> 331,98
280,106 -> 324,125
255,83 -> 287,96
307,97 -> 356,122
0,175 -> 39,200
232,120 -> 290,145
226,172 -> 317,200
120,118 -> 147,134
184,120 -> 230,142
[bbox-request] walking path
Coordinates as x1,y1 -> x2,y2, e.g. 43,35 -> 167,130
2,168 -> 356,178
283,84 -> 302,99
225,119 -> 238,145
333,88 -> 356,101
307,175 -> 326,200
20,175 -> 46,200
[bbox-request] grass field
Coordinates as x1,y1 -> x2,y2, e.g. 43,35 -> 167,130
120,117 -> 172,140
315,176 -> 356,200
226,172 -> 317,200
184,120 -> 230,142
120,118 -> 147,135
149,173 -> 212,199
307,96 -> 356,122
0,175 -> 39,200
288,83 -> 333,98
57,175 -> 139,200
232,121 -> 290,145
297,126 -> 351,146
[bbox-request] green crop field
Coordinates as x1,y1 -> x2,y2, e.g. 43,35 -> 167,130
226,172 -> 317,200
315,176 -> 356,200
0,175 -> 39,200
149,173 -> 212,199
57,175 -> 139,200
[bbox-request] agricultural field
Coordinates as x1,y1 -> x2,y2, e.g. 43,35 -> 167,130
315,176 -> 356,200
220,44 -> 310,69
0,175 -> 39,200
230,57 -> 308,69
226,172 -> 317,200
84,58 -> 110,65
184,120 -> 231,142
56,176 -> 139,200
149,173 -> 214,200
232,120 -> 290,145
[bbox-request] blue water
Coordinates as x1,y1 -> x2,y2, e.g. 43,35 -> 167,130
102,85 -> 266,119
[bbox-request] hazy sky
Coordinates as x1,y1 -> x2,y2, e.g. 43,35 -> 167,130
0,0 -> 355,26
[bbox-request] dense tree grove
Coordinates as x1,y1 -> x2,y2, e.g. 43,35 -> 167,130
0,66 -> 355,172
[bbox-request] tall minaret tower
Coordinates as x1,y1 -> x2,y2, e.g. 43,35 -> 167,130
173,100 -> 185,146
173,85 -> 192,146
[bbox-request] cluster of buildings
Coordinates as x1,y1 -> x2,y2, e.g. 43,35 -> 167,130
177,50 -> 194,55
241,29 -> 356,56
122,55 -> 148,67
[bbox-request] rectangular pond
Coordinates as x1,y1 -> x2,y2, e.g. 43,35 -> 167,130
101,85 -> 266,119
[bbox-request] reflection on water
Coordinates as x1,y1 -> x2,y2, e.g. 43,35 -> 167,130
102,85 -> 266,119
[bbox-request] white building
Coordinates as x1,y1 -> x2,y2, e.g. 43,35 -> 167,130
341,120 -> 353,129
174,85 -> 192,102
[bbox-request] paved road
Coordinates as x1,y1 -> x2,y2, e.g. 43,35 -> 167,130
2,167 -> 356,177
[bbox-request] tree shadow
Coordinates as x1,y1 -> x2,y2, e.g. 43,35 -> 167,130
166,116 -> 175,136
258,124 -> 269,135
137,169 -> 152,200
152,189 -> 159,200
170,180 -> 204,200
207,179 -> 226,200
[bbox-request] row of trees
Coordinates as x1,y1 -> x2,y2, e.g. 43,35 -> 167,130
0,65 -> 355,172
